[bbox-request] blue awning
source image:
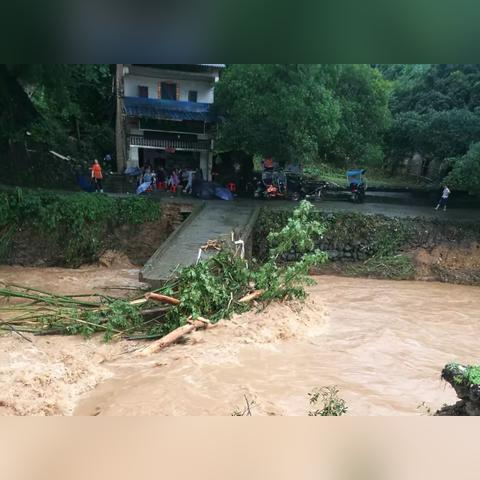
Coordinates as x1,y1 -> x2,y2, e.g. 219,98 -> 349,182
123,97 -> 215,122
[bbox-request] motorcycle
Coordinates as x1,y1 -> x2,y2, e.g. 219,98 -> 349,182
254,171 -> 288,199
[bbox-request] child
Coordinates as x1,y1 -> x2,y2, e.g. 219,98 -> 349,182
167,169 -> 179,194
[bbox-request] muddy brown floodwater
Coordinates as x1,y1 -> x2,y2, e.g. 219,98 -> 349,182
0,259 -> 146,415
1,262 -> 479,416
70,276 -> 480,416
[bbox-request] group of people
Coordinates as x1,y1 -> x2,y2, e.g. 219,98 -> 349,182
90,154 -> 453,211
137,163 -> 203,195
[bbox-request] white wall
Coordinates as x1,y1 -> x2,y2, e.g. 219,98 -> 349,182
124,74 -> 215,103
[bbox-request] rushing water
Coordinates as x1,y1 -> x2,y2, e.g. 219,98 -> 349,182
74,276 -> 480,416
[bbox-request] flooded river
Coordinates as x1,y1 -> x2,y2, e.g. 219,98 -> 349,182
73,276 -> 480,416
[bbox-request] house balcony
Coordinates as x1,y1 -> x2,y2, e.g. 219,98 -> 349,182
129,135 -> 212,152
123,96 -> 215,123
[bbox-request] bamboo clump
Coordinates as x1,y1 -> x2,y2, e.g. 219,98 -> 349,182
0,284 -> 175,341
0,284 -> 223,353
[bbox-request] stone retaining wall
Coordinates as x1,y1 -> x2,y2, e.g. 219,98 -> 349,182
253,209 -> 480,263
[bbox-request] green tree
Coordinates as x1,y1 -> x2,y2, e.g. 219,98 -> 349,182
446,142 -> 480,195
0,64 -> 113,157
26,64 -> 114,160
0,64 -> 114,187
214,64 -> 341,163
328,64 -> 391,166
381,64 -> 480,183
215,64 -> 391,168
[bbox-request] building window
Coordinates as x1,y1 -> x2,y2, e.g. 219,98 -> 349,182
138,86 -> 149,98
188,90 -> 198,102
161,82 -> 177,100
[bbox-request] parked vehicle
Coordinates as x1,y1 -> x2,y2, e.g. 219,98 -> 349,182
254,170 -> 288,199
286,174 -> 332,202
347,169 -> 367,203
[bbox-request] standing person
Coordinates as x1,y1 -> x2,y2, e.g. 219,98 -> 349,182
185,169 -> 194,194
91,159 -> 104,193
168,169 -> 179,194
435,185 -> 451,211
156,166 -> 166,190
103,153 -> 113,172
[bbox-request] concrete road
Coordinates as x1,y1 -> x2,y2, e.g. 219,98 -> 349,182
152,194 -> 480,222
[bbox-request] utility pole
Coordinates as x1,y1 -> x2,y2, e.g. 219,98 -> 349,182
115,64 -> 126,173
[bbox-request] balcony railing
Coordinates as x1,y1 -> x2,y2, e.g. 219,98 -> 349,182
129,135 -> 211,151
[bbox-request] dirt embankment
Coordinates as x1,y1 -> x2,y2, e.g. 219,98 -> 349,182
7,204 -> 184,267
413,242 -> 480,284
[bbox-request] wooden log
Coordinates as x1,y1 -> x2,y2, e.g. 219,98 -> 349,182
238,289 -> 265,303
138,318 -> 209,356
129,298 -> 148,306
140,307 -> 170,318
145,292 -> 180,306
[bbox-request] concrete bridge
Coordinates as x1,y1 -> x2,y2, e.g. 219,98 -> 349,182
140,201 -> 259,287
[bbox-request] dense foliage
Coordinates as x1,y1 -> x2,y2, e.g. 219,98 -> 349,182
216,63 -> 480,192
0,64 -> 114,187
214,64 -> 391,166
0,189 -> 161,265
446,142 -> 480,195
379,64 -> 480,188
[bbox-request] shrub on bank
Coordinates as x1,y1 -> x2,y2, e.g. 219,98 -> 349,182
0,188 -> 162,266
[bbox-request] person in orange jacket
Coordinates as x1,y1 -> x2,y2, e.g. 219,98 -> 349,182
91,159 -> 104,193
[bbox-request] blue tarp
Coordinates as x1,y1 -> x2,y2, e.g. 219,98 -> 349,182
192,181 -> 233,200
123,97 -> 215,122
77,174 -> 95,192
214,187 -> 234,201
136,181 -> 152,195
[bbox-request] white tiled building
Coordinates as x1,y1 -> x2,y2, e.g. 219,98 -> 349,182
120,64 -> 224,179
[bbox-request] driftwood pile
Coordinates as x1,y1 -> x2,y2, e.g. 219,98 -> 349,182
137,289 -> 264,355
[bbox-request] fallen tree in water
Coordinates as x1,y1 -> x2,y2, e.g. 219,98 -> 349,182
0,201 -> 328,348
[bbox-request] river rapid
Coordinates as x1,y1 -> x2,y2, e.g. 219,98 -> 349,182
72,275 -> 480,416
